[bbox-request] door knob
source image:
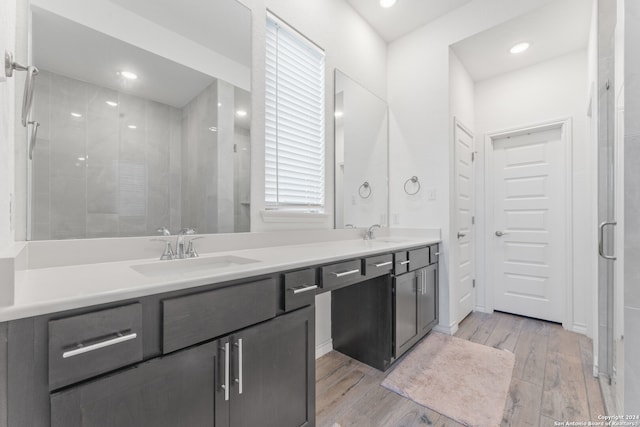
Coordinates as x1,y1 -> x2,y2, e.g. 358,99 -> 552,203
495,230 -> 509,237
457,231 -> 466,239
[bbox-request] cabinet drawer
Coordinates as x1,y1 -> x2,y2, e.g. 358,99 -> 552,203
363,254 -> 394,278
394,251 -> 409,275
320,259 -> 362,291
48,303 -> 143,390
283,268 -> 317,312
408,247 -> 430,271
430,244 -> 440,264
162,278 -> 277,353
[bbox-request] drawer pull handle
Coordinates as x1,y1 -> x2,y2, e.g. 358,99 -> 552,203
434,252 -> 440,256
331,269 -> 360,278
399,260 -> 410,265
62,332 -> 137,359
234,339 -> 243,394
374,261 -> 392,268
291,284 -> 318,294
221,342 -> 230,401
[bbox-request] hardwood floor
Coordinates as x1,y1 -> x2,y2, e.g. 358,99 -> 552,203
315,311 -> 605,427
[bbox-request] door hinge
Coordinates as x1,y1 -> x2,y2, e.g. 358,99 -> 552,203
472,216 -> 475,225
471,152 -> 475,162
472,279 -> 476,288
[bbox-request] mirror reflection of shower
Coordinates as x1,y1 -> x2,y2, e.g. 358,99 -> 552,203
28,3 -> 251,239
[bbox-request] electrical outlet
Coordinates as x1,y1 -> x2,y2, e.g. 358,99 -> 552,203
427,189 -> 436,201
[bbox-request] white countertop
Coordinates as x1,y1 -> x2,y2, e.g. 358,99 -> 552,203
0,234 -> 439,322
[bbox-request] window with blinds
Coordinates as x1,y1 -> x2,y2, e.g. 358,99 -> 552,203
265,14 -> 326,209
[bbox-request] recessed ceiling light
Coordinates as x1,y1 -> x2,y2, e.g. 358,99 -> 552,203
208,126 -> 218,132
218,102 -> 222,107
70,112 -> 82,118
509,42 -> 530,54
127,124 -> 137,129
119,71 -> 138,80
236,110 -> 247,117
77,156 -> 86,161
105,101 -> 118,107
334,111 -> 344,118
380,0 -> 397,8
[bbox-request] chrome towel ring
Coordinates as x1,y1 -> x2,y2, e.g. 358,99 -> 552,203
404,176 -> 421,195
359,181 -> 372,198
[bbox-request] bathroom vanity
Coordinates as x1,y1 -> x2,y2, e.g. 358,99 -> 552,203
0,235 -> 439,427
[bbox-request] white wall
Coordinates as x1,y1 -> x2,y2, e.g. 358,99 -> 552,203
246,0 -> 387,234
474,50 -> 592,335
0,0 -> 17,251
388,0 -> 553,332
240,0 -> 387,354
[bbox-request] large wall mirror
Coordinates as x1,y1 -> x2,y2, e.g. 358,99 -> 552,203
28,0 -> 251,239
334,70 -> 389,229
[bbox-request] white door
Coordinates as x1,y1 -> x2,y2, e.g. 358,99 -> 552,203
491,125 -> 565,322
454,120 -> 474,322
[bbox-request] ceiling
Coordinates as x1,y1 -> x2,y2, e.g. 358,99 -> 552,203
107,0 -> 251,67
346,0 -> 473,42
33,8 -> 215,108
451,0 -> 592,81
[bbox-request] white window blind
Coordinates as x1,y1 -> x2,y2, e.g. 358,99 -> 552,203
265,14 -> 325,209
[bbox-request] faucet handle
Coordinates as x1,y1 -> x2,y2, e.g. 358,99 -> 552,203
151,238 -> 175,260
186,237 -> 203,258
156,227 -> 171,236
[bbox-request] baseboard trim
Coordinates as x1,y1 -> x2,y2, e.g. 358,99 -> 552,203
433,322 -> 458,336
572,323 -> 588,336
315,339 -> 333,359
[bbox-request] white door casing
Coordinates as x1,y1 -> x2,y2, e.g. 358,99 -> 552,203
490,123 -> 567,323
454,119 -> 475,323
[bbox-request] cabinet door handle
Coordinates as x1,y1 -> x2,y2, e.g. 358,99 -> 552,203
234,339 -> 243,394
374,261 -> 392,268
62,332 -> 137,359
221,342 -> 230,401
399,260 -> 410,265
331,269 -> 360,278
291,284 -> 318,294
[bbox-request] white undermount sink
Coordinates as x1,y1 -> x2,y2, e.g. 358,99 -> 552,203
131,255 -> 260,278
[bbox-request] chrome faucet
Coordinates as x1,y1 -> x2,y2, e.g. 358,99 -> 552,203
175,228 -> 196,259
364,224 -> 381,240
154,227 -> 174,260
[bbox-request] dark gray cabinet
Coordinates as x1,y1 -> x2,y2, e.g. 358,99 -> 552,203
226,305 -> 315,427
394,270 -> 420,357
393,262 -> 439,359
51,340 -> 219,427
418,263 -> 438,334
50,306 -> 315,427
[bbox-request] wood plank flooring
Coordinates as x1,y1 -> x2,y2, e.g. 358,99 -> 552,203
316,311 -> 605,427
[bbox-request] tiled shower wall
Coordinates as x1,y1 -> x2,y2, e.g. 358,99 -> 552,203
31,71 -> 251,240
31,70 -> 183,239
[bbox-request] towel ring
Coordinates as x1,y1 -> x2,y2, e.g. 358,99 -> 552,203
359,181 -> 372,199
404,176 -> 421,195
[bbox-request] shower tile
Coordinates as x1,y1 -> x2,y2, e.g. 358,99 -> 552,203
50,175 -> 86,239
118,216 -> 146,237
87,214 -> 119,238
87,161 -> 118,214
87,111 -> 118,158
